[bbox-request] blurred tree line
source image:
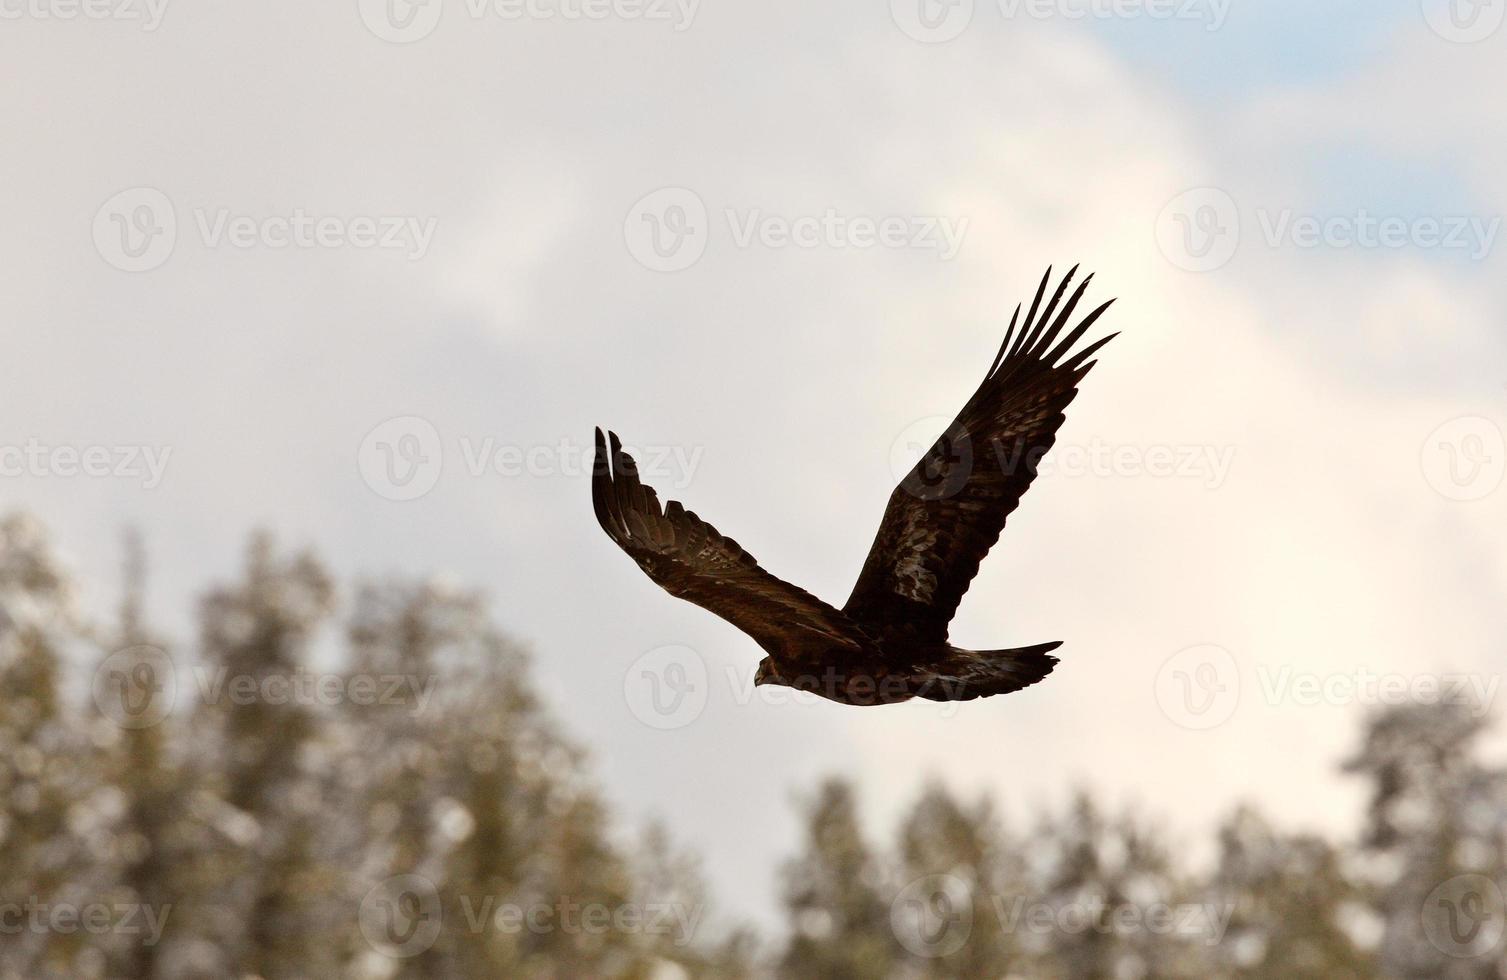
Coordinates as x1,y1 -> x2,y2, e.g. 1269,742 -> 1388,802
0,515 -> 1504,978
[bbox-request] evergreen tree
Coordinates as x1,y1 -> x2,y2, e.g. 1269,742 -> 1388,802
185,532 -> 339,977
1345,702 -> 1507,979
891,783 -> 1026,977
1028,792 -> 1203,980
87,532 -> 183,979
1205,804 -> 1373,978
0,515 -> 98,978
779,778 -> 895,978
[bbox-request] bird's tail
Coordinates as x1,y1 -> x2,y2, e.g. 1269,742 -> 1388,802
915,640 -> 1062,701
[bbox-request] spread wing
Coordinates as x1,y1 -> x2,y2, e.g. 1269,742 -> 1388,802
592,428 -> 872,664
843,266 -> 1117,644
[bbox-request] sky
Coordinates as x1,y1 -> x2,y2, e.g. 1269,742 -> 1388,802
2,0 -> 1505,936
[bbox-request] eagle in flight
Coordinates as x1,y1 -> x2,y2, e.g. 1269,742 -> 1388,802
593,266 -> 1116,706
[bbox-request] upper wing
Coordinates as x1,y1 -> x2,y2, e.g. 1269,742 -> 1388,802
842,266 -> 1117,644
592,428 -> 872,664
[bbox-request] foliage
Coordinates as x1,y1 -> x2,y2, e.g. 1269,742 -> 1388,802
0,515 -> 1503,979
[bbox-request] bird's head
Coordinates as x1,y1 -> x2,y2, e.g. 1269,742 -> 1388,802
753,656 -> 785,688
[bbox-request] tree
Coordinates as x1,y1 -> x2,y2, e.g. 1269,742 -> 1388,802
1027,792 -> 1203,979
1204,804 -> 1373,978
0,515 -> 99,978
890,783 -> 1027,977
85,532 -> 186,979
779,778 -> 896,978
183,532 -> 339,977
1345,702 -> 1507,979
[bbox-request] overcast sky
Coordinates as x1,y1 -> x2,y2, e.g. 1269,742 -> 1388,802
2,0 -> 1505,934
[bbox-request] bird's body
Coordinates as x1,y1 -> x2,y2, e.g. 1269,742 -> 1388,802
593,266 -> 1117,706
750,641 -> 1064,706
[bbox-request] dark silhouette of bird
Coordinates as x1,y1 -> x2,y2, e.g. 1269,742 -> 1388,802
593,266 -> 1117,705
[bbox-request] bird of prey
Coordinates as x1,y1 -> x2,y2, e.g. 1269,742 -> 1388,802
593,266 -> 1117,706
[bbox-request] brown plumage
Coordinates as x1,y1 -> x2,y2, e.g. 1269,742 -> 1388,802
593,266 -> 1117,706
